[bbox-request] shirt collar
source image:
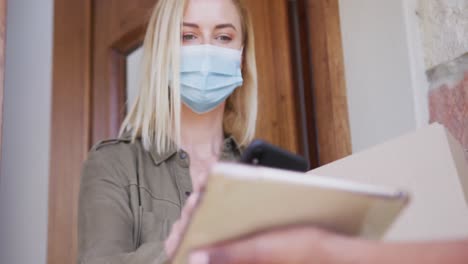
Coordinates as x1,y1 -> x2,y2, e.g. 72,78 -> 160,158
148,134 -> 243,166
149,142 -> 178,166
119,130 -> 177,165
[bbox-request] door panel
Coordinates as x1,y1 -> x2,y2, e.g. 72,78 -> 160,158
92,0 -> 155,144
92,0 -> 301,154
248,0 -> 299,153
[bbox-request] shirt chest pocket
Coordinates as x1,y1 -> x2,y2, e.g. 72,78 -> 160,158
140,211 -> 175,244
140,199 -> 181,244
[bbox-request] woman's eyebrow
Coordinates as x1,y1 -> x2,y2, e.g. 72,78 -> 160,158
182,22 -> 237,31
183,22 -> 199,28
215,23 -> 237,31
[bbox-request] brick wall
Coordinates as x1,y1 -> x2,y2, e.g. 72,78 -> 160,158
419,0 -> 468,150
428,53 -> 468,149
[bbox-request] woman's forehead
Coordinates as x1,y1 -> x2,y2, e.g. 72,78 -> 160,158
184,0 -> 242,28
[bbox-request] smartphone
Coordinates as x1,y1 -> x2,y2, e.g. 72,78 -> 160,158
240,139 -> 310,172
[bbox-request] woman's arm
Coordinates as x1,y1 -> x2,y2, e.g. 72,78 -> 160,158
188,226 -> 468,264
78,151 -> 168,264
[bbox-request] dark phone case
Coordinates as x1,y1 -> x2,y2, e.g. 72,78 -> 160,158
240,139 -> 310,172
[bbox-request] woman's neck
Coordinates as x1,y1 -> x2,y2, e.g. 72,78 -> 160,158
180,103 -> 225,159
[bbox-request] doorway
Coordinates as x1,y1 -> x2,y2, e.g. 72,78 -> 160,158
47,0 -> 350,263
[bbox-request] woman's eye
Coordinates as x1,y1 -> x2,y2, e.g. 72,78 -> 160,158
216,35 -> 232,42
182,34 -> 197,41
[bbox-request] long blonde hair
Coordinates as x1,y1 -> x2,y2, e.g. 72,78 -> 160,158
120,0 -> 258,154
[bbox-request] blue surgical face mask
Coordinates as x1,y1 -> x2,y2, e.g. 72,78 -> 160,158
180,45 -> 243,114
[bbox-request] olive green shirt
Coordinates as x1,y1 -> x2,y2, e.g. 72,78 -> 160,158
78,135 -> 241,264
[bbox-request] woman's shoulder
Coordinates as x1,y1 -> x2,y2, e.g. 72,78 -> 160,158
86,136 -> 141,168
91,137 -> 133,152
81,137 -> 143,185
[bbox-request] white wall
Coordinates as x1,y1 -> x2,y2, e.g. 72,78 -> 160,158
339,0 -> 428,153
126,47 -> 143,112
0,0 -> 54,263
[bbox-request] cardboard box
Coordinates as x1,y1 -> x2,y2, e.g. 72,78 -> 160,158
310,123 -> 468,241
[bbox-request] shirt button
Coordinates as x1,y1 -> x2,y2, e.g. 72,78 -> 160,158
185,191 -> 191,197
225,142 -> 232,151
179,151 -> 187,160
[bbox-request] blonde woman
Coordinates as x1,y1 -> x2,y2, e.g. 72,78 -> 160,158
78,0 -> 257,263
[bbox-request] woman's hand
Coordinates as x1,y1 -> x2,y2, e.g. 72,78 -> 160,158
165,193 -> 200,259
187,226 -> 367,264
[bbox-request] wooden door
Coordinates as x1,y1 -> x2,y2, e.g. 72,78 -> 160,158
92,0 -> 155,144
91,0 -> 302,154
48,0 -> 350,263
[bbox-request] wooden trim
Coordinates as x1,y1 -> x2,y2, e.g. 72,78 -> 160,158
287,0 -> 320,168
0,0 -> 6,163
109,49 -> 128,132
91,17 -> 147,144
106,26 -> 146,139
111,24 -> 146,54
306,0 -> 352,164
47,0 -> 91,263
110,25 -> 146,125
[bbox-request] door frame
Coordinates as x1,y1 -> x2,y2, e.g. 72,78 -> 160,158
47,0 -> 351,262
